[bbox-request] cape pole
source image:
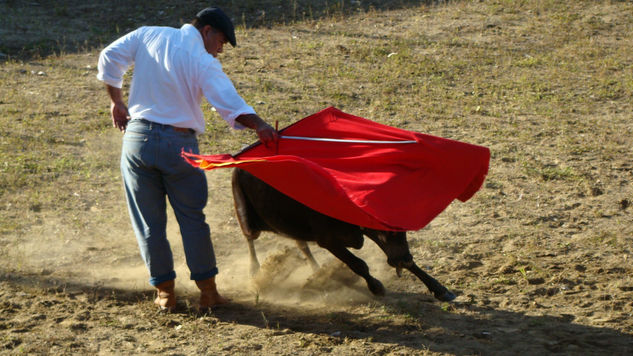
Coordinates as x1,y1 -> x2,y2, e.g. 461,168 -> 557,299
280,136 -> 417,144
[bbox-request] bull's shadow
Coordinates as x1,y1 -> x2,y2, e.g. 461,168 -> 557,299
3,272 -> 631,355
210,290 -> 633,355
2,0 -> 459,60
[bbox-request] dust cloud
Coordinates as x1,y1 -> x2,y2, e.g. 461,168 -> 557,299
5,168 -> 395,309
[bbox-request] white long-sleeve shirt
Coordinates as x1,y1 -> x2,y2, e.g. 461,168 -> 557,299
97,24 -> 254,134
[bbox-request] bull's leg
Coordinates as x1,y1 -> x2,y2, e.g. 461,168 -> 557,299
361,229 -> 456,302
246,239 -> 260,276
232,170 -> 262,277
296,240 -> 319,272
322,244 -> 385,296
407,263 -> 456,302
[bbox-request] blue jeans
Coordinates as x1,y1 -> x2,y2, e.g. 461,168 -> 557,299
121,119 -> 218,286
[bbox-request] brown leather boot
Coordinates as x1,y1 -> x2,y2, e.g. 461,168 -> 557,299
154,280 -> 176,311
196,277 -> 229,310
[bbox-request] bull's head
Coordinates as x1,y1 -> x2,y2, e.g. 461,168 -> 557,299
360,228 -> 414,276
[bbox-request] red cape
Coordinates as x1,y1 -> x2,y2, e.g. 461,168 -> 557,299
183,107 -> 490,231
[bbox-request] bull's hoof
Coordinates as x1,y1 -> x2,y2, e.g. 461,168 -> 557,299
434,289 -> 456,302
249,262 -> 260,277
367,278 -> 385,296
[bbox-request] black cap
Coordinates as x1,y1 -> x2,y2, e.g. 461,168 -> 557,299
195,7 -> 236,47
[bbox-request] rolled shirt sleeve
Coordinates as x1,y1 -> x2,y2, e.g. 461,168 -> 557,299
97,29 -> 141,88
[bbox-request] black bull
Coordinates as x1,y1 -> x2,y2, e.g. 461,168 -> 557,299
232,168 -> 456,302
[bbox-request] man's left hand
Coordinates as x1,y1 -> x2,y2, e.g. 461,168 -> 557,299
236,114 -> 279,148
255,122 -> 279,148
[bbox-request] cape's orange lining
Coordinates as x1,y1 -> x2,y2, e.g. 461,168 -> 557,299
196,158 -> 266,170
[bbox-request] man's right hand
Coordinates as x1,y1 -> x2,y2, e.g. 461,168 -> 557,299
106,84 -> 130,132
111,101 -> 130,132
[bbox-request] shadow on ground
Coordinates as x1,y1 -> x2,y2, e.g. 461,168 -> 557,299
3,271 -> 631,355
1,0 -> 453,60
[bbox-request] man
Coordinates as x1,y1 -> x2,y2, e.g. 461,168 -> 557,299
97,7 -> 277,311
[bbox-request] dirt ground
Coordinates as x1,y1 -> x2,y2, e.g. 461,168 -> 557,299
1,159 -> 632,355
1,1 -> 633,355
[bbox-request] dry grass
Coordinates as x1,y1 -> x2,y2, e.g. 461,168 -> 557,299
3,1 -> 631,232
